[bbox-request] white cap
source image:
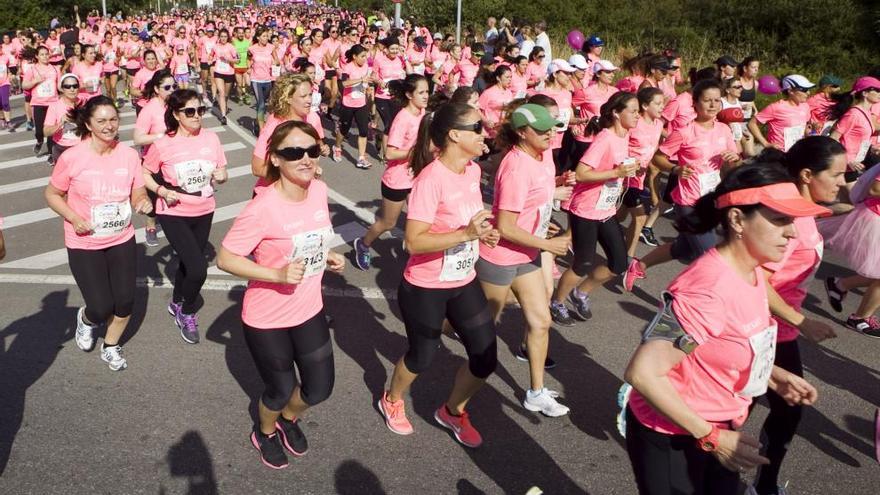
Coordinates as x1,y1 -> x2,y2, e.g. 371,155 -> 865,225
433,32 -> 443,39
548,58 -> 576,74
592,59 -> 619,73
568,54 -> 589,70
781,74 -> 815,91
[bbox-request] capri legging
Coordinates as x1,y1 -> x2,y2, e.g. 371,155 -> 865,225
338,103 -> 370,137
243,310 -> 335,411
374,97 -> 400,134
669,205 -> 717,263
157,212 -> 213,314
0,85 -> 10,112
33,104 -> 50,150
251,81 -> 273,120
67,237 -> 137,324
568,212 -> 628,277
397,279 -> 497,379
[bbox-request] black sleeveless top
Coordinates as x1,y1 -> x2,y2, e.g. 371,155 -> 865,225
739,79 -> 756,103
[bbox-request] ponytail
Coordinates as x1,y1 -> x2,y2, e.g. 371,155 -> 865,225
409,102 -> 476,177
389,73 -> 428,107
825,92 -> 857,122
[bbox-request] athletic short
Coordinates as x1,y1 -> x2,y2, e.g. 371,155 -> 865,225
173,74 -> 190,84
103,70 -> 119,77
475,255 -> 541,286
50,60 -> 64,67
200,62 -> 211,71
234,67 -> 248,75
622,187 -> 646,209
215,72 -> 235,84
9,66 -> 18,76
381,182 -> 410,202
325,69 -> 337,79
125,68 -> 138,77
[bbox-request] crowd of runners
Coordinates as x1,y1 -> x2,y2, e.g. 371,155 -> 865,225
0,2 -> 879,494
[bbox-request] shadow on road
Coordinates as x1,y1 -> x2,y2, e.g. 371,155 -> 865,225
0,290 -> 75,475
334,459 -> 386,494
161,430 -> 219,495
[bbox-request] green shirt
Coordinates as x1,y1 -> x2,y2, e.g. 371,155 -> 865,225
233,39 -> 251,68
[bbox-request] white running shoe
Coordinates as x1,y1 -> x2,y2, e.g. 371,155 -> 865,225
100,345 -> 128,371
523,388 -> 570,417
75,307 -> 96,352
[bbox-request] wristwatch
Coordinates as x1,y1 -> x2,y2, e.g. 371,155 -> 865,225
696,424 -> 720,452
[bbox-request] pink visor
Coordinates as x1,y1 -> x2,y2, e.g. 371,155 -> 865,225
715,183 -> 832,218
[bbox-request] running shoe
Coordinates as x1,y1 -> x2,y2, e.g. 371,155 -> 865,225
167,300 -> 182,317
846,315 -> 880,338
75,307 -> 97,352
0,120 -> 7,130
175,311 -> 200,344
33,143 -> 41,156
26,120 -> 34,131
378,391 -> 414,435
275,416 -> 308,456
242,93 -> 251,106
825,277 -> 846,312
250,427 -> 289,469
220,114 -> 228,126
100,344 -> 128,371
549,301 -> 576,327
434,405 -> 482,448
523,388 -> 570,417
145,227 -> 160,247
355,157 -> 372,169
616,383 -> 633,438
332,145 -> 343,163
515,343 -> 557,369
353,237 -> 371,271
639,227 -> 659,247
567,291 -> 592,321
624,258 -> 646,292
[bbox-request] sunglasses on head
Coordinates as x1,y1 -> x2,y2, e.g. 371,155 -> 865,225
61,83 -> 79,89
275,144 -> 321,161
452,121 -> 483,134
180,106 -> 207,117
162,83 -> 179,91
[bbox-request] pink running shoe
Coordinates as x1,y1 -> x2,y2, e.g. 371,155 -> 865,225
624,258 -> 646,292
434,405 -> 483,448
378,391 -> 414,435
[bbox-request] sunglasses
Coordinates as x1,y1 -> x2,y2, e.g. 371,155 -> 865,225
452,121 -> 483,134
729,85 -> 743,89
866,87 -> 880,93
161,84 -> 179,91
275,144 -> 321,161
537,55 -> 546,59
61,84 -> 79,89
180,106 -> 207,117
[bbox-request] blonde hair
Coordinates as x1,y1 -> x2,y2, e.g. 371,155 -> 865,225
267,73 -> 313,118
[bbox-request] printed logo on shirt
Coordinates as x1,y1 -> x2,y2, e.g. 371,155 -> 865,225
200,147 -> 212,155
114,168 -> 129,176
313,210 -> 328,222
282,221 -> 304,232
469,182 -> 479,192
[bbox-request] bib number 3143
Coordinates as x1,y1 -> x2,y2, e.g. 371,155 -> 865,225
440,239 -> 478,282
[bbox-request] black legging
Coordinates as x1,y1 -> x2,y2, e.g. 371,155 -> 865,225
374,97 -> 399,134
33,104 -> 51,155
397,279 -> 497,379
568,212 -> 629,277
67,237 -> 137,324
243,310 -> 335,411
751,340 -> 803,495
626,407 -> 739,495
157,212 -> 213,314
337,103 -> 370,138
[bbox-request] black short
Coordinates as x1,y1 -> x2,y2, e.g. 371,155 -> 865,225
381,182 -> 410,202
844,170 -> 861,183
622,187 -> 646,209
103,70 -> 119,77
125,68 -> 138,77
215,72 -> 235,84
50,60 -> 64,67
337,103 -> 370,137
9,66 -> 18,76
200,62 -> 211,71
324,69 -> 337,79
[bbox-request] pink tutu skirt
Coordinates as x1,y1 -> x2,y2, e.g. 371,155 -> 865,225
825,204 -> 880,278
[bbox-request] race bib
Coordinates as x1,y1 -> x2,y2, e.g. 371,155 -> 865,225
820,120 -> 836,136
730,122 -> 743,141
35,80 -> 54,98
432,60 -> 443,70
216,60 -> 231,72
350,82 -> 366,101
104,51 -> 116,62
314,66 -> 325,80
51,45 -> 61,55
90,201 -> 131,237
290,226 -> 333,278
175,63 -> 189,75
173,159 -> 216,194
60,121 -> 78,141
440,239 -> 479,282
84,77 -> 100,93
534,202 -> 553,238
698,170 -> 721,196
119,56 -> 128,66
412,63 -> 425,75
557,108 -> 572,132
270,65 -> 281,77
514,90 -> 527,99
0,64 -> 7,75
596,179 -> 622,211
738,322 -> 778,398
783,125 -> 806,152
311,91 -> 322,111
855,140 -> 871,163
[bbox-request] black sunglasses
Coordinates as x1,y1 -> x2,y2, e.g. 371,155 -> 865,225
452,121 -> 483,134
161,84 -> 179,91
729,85 -> 743,89
275,145 -> 321,161
180,106 -> 207,117
61,84 -> 79,89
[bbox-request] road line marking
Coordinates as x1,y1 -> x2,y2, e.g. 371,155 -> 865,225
0,272 -> 396,299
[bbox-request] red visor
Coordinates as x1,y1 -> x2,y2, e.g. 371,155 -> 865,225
715,183 -> 832,218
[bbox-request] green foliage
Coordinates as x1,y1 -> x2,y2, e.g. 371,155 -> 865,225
0,0 -> 201,32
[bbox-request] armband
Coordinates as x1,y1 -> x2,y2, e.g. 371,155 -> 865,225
641,292 -> 699,354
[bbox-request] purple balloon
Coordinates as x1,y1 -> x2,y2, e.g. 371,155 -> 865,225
567,30 -> 584,51
758,75 -> 781,95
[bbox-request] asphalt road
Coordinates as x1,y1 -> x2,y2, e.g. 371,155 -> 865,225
0,91 -> 877,494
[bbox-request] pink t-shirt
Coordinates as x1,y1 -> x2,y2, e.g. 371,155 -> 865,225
382,107 -> 424,190
49,140 -> 144,250
573,83 -> 618,144
536,87 -> 572,148
406,47 -> 426,73
45,37 -> 63,63
764,216 -> 823,342
373,52 -> 405,100
120,41 -> 142,70
211,43 -> 238,75
661,91 -> 695,133
479,85 -> 514,138
660,121 -> 737,207
864,177 -> 880,215
834,107 -> 875,164
0,54 -> 12,87
252,112 -> 325,193
755,100 -> 811,151
132,67 -> 157,106
170,53 -> 191,76
100,42 -> 119,72
45,97 -> 84,147
221,180 -> 333,329
248,43 -> 276,82
142,130 -> 227,217
807,93 -> 834,125
525,62 -> 545,87
23,63 -> 59,106
404,159 -> 485,289
627,116 -> 664,189
73,62 -> 104,99
480,147 -> 555,266
569,128 -> 629,220
628,248 -> 774,435
134,97 -> 167,153
340,61 -> 371,108
455,58 -> 481,88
